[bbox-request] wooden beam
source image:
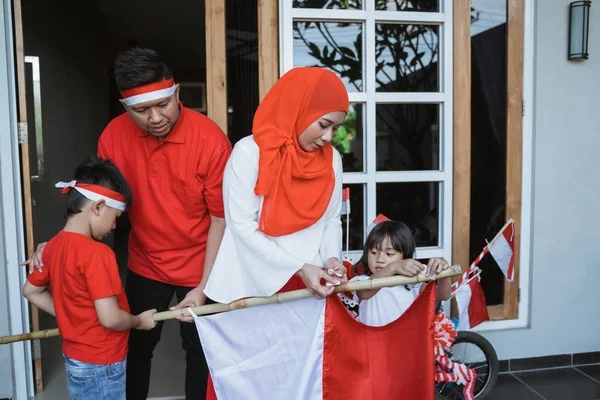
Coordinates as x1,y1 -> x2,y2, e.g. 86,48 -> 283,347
13,0 -> 44,393
504,0 -> 524,320
258,0 -> 279,101
452,0 -> 471,273
206,0 -> 228,134
451,0 -> 471,319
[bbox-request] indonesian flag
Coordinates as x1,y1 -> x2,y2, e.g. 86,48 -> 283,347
196,284 -> 437,400
367,213 -> 390,233
488,220 -> 515,281
341,187 -> 351,215
455,276 -> 489,330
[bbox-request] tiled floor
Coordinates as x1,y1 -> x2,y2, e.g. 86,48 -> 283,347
486,365 -> 600,400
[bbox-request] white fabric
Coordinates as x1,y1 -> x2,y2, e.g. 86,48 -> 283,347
194,297 -> 326,400
354,274 -> 422,327
488,233 -> 514,281
55,181 -> 126,211
455,280 -> 473,330
122,84 -> 177,106
205,136 -> 343,303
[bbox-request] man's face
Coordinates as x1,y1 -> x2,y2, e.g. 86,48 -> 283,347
121,84 -> 181,140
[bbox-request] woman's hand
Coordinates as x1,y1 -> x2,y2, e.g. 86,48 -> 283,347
170,285 -> 208,323
19,242 -> 47,274
389,259 -> 425,277
297,264 -> 340,299
425,257 -> 450,277
325,257 -> 348,283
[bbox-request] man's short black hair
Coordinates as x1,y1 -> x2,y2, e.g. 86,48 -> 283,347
114,47 -> 173,91
65,156 -> 133,217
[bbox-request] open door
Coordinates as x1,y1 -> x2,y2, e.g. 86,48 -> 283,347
12,0 -> 43,392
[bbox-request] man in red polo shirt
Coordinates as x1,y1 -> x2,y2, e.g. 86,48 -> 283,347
23,48 -> 231,399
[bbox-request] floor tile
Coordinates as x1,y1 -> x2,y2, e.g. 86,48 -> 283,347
514,368 -> 600,400
576,365 -> 600,383
486,374 -> 545,400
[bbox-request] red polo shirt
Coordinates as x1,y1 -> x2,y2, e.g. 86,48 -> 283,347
98,105 -> 231,287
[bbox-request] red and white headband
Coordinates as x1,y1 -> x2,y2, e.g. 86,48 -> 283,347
120,78 -> 176,106
56,181 -> 127,211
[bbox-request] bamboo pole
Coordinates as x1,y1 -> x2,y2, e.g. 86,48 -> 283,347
1,266 -> 462,344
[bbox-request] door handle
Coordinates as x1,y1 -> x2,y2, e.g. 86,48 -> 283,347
24,56 -> 44,182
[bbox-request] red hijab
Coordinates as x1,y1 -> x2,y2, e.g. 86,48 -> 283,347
253,67 -> 349,237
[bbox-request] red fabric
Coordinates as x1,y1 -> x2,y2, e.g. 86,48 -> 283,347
27,231 -> 129,364
502,222 -> 515,279
120,78 -> 174,99
467,278 -> 490,328
98,105 -> 231,287
322,283 -> 436,399
253,67 -> 348,237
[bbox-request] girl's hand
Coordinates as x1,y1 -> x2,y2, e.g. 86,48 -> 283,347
325,257 -> 348,283
297,264 -> 339,299
425,257 -> 450,277
390,259 -> 425,277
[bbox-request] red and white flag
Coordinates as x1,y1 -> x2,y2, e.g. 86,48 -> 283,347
196,284 -> 437,400
488,220 -> 515,281
367,213 -> 390,233
341,187 -> 351,215
455,276 -> 489,330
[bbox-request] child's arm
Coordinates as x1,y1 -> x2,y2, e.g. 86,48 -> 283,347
94,297 -> 157,331
22,282 -> 55,316
357,259 -> 425,301
419,257 -> 452,300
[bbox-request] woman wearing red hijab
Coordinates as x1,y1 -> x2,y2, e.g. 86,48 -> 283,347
204,67 -> 349,302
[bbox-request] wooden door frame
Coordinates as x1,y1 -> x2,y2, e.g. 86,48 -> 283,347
452,0 -> 525,321
12,0 -> 43,393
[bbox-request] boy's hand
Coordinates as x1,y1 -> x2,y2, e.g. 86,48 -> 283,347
425,257 -> 450,277
391,259 -> 425,276
135,309 -> 157,330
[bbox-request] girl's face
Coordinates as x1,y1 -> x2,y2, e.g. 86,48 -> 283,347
367,236 -> 404,274
297,111 -> 346,152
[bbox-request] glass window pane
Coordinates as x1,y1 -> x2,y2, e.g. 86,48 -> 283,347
376,182 -> 439,247
293,21 -> 363,92
375,24 -> 439,92
376,0 -> 439,12
470,0 -> 507,306
331,103 -> 364,172
342,184 -> 364,251
375,103 -> 439,171
293,0 -> 362,9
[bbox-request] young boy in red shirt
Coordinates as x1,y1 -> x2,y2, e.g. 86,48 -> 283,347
22,156 -> 156,400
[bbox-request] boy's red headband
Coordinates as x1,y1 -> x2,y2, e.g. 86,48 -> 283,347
55,181 -> 127,211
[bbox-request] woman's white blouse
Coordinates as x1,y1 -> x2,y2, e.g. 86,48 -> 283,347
204,136 -> 343,303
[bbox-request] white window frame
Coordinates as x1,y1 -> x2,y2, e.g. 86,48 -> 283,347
280,1 -> 454,263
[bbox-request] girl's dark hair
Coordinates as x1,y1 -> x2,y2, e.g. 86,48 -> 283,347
354,220 -> 415,276
65,156 -> 133,217
114,47 -> 173,91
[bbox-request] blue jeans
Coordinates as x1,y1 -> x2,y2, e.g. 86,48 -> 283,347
64,355 -> 126,400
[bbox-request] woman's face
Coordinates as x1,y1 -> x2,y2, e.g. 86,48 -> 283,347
298,111 -> 346,152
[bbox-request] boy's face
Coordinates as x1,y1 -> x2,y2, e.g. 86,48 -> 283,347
121,85 -> 181,141
90,203 -> 123,241
367,236 -> 404,275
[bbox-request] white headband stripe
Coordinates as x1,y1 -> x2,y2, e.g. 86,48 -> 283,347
55,181 -> 127,211
122,84 -> 177,106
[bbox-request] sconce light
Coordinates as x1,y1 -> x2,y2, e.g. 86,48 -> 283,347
568,1 -> 591,60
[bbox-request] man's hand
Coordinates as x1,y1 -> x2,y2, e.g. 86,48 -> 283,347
19,242 -> 47,274
170,285 -> 208,323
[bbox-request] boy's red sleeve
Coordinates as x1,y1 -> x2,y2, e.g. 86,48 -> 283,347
27,267 -> 50,287
84,248 -> 124,300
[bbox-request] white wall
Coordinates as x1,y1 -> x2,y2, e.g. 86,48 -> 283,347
483,0 -> 600,360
